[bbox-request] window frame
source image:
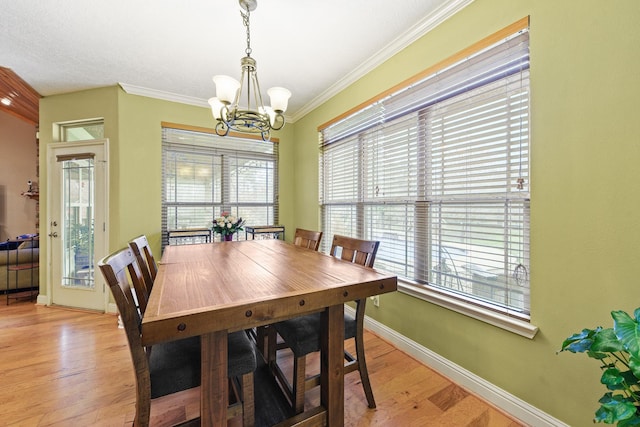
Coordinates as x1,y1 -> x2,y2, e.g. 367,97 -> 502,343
319,18 -> 538,338
161,124 -> 279,249
58,119 -> 105,141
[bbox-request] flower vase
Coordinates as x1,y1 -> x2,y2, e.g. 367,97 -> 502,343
223,234 -> 234,242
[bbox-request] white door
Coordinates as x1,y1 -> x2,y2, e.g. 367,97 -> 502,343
48,140 -> 108,311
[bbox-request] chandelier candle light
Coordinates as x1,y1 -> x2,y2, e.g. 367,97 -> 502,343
208,0 -> 291,141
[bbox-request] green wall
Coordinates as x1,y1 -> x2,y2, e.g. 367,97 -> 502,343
291,1 -> 640,425
116,90 -> 295,252
39,86 -> 119,306
40,87 -> 295,256
115,91 -> 294,252
38,87 -> 295,308
37,0 -> 640,425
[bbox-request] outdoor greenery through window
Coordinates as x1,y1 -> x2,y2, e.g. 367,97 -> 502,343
162,126 -> 278,247
320,27 -> 530,318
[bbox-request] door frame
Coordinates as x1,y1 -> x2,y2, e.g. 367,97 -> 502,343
44,140 -> 110,312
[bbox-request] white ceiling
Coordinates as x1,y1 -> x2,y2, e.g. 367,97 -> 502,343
0,0 -> 472,121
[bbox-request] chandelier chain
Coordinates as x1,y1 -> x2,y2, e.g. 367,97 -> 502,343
242,9 -> 252,57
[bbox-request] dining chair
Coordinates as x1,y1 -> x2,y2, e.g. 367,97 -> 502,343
128,234 -> 157,295
293,228 -> 323,251
99,247 -> 256,427
256,228 -> 325,358
269,234 -> 380,414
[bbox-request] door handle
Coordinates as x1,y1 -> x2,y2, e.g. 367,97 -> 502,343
48,232 -> 58,238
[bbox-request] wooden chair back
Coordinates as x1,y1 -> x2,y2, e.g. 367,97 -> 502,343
128,235 -> 157,294
100,247 -> 255,426
329,234 -> 380,268
270,234 -> 382,413
293,228 -> 323,251
99,247 -> 155,425
330,234 -> 380,408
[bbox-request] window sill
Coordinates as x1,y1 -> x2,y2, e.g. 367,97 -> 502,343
399,280 -> 539,339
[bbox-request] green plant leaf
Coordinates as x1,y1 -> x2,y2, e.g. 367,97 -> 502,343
630,355 -> 640,379
588,350 -> 612,360
592,328 -> 626,353
602,368 -> 625,387
619,415 -> 640,427
620,369 -> 640,387
613,310 -> 640,359
595,405 -> 613,423
560,327 -> 601,353
596,393 -> 637,423
606,370 -> 640,391
562,312 -> 640,424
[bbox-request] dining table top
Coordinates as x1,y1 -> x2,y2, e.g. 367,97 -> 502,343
141,238 -> 397,347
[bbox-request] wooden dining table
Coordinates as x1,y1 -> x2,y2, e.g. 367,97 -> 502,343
141,239 -> 397,426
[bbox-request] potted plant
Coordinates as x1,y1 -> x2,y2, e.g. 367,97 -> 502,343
560,308 -> 640,425
211,211 -> 245,241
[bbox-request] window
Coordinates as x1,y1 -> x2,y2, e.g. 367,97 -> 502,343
60,119 -> 104,141
320,25 -> 530,320
162,126 -> 278,247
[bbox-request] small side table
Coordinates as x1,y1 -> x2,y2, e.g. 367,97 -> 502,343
167,228 -> 212,245
244,225 -> 285,241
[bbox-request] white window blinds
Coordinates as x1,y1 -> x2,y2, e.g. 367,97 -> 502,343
320,28 -> 530,317
162,126 -> 278,246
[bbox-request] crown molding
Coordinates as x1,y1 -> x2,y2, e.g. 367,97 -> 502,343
290,0 -> 475,122
118,82 -> 294,123
118,83 -> 210,108
119,0 -> 474,124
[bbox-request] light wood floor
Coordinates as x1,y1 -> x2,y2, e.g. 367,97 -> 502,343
0,300 -> 524,426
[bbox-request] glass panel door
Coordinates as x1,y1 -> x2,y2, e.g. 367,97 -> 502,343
61,157 -> 95,289
48,140 -> 108,311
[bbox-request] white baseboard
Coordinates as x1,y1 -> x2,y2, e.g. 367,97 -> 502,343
107,302 -> 118,314
346,305 -> 568,427
37,294 -> 119,318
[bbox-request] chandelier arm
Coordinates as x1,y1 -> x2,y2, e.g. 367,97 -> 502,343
270,113 -> 286,131
246,66 -> 253,110
220,104 -> 231,123
251,71 -> 266,114
236,66 -> 248,109
215,120 -> 230,137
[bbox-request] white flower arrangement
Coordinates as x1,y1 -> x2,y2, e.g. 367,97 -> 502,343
211,211 -> 245,237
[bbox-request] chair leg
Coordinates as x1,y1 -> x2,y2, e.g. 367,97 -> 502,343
135,374 -> 152,427
354,333 -> 376,408
266,325 -> 277,365
254,326 -> 270,360
292,354 -> 307,414
241,372 -> 255,427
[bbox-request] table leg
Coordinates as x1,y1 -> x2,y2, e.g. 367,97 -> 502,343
321,304 -> 345,426
201,330 -> 228,426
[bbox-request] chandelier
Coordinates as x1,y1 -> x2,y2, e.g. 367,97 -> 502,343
208,0 -> 291,141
